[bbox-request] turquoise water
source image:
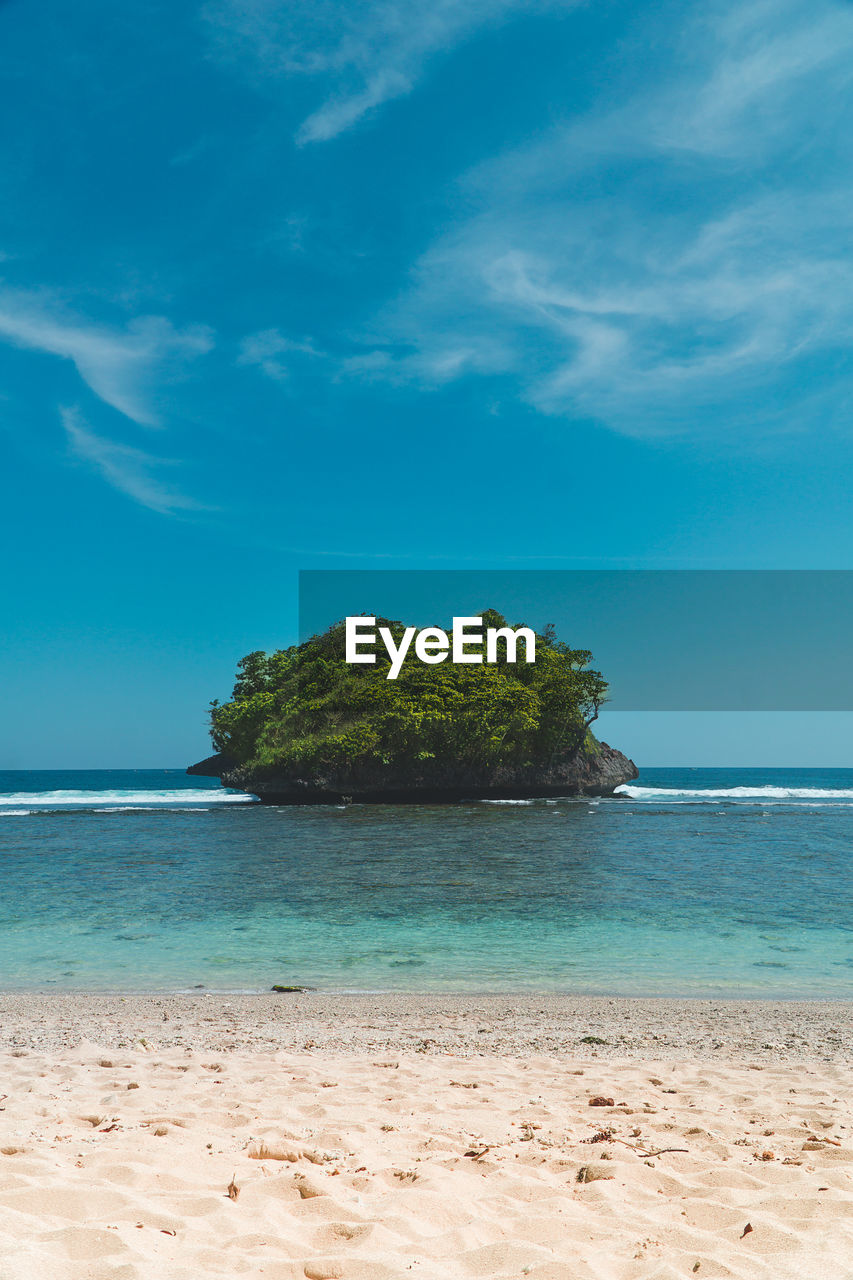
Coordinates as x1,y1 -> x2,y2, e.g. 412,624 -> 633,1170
0,768 -> 851,997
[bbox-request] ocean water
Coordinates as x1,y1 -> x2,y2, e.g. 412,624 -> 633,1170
0,767 -> 851,998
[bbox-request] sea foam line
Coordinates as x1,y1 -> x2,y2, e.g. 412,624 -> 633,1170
0,789 -> 254,808
616,785 -> 853,801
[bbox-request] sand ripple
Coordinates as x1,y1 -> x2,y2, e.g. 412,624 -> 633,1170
0,1043 -> 849,1278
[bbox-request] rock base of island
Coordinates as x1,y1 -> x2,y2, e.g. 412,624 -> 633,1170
189,742 -> 638,804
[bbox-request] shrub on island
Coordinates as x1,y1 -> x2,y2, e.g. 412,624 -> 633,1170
198,609 -> 637,802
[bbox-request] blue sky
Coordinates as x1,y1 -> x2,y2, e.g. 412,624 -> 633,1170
3,0 -> 853,767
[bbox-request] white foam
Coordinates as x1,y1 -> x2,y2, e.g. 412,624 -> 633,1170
616,784 -> 853,802
0,789 -> 255,809
99,805 -> 217,812
478,799 -> 535,805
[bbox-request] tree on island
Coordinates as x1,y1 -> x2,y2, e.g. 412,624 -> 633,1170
208,610 -> 609,780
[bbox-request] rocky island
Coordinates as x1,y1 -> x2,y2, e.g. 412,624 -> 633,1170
189,610 -> 638,803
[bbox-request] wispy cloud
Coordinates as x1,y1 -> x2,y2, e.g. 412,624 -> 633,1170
0,290 -> 212,425
344,0 -> 853,438
654,0 -> 853,158
340,333 -> 513,388
203,0 -> 563,144
237,328 -> 323,380
61,408 -> 203,515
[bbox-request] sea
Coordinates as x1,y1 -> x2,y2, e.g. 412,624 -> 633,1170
0,767 -> 850,999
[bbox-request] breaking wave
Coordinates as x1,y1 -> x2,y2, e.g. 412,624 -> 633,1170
0,789 -> 255,811
616,784 -> 853,803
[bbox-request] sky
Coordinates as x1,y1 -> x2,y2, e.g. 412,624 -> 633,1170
3,0 -> 853,767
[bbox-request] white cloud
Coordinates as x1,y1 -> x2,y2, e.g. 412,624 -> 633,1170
61,408 -> 203,514
656,0 -> 853,158
203,0 -> 565,143
0,290 -> 212,425
237,328 -> 323,380
340,334 -> 513,387
344,0 -> 853,438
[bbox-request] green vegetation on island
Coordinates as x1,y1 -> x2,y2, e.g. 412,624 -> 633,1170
208,610 -> 609,779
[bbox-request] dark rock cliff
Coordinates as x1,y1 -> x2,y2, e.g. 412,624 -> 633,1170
188,743 -> 638,804
187,753 -> 235,778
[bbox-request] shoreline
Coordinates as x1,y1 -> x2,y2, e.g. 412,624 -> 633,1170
1,992 -> 851,1060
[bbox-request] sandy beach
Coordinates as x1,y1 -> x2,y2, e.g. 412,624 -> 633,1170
0,995 -> 849,1279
